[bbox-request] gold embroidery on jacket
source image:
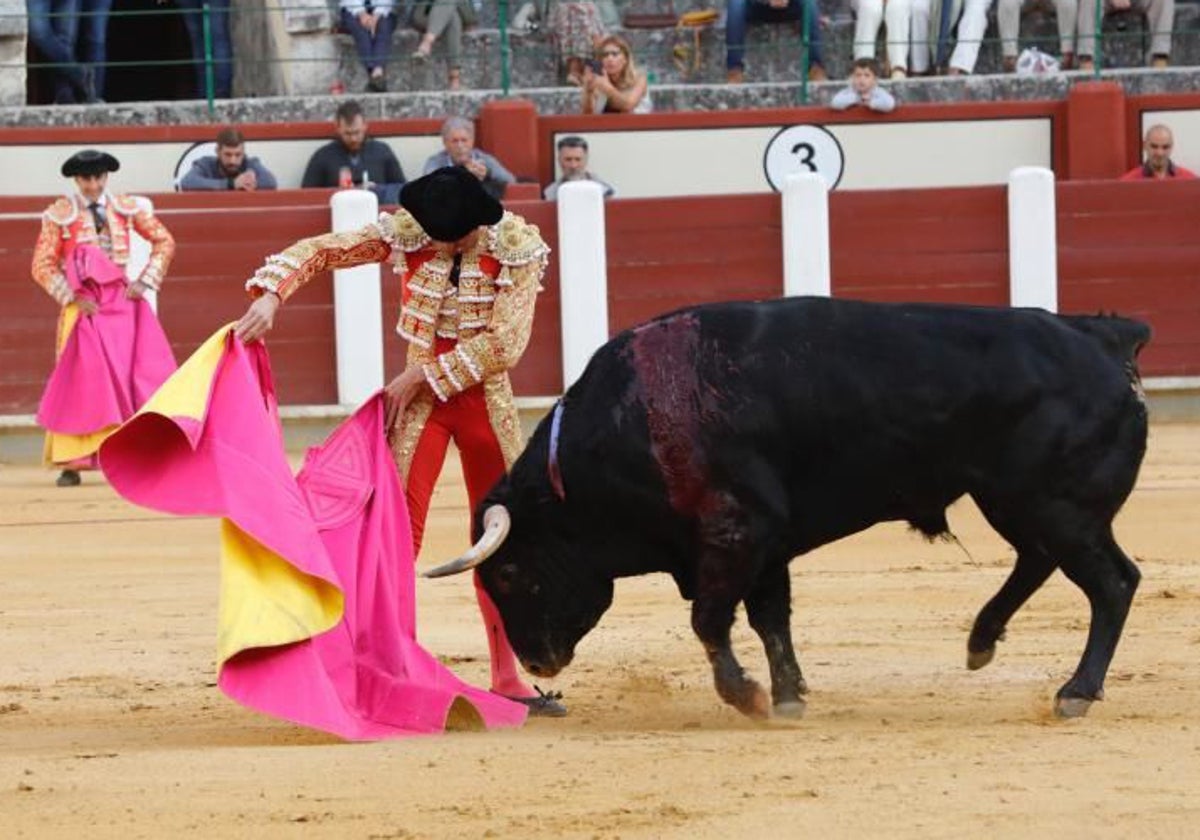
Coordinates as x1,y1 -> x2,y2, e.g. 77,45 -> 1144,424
245,225 -> 392,300
32,194 -> 174,301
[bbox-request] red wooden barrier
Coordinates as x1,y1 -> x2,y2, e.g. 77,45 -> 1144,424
605,194 -> 783,331
832,186 -> 1009,306
1058,179 -> 1200,377
3,182 -> 1197,416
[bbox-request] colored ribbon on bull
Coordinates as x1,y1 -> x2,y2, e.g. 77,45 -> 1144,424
99,325 -> 527,739
547,398 -> 566,501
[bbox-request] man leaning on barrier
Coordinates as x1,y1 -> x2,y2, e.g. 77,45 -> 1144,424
179,128 -> 278,192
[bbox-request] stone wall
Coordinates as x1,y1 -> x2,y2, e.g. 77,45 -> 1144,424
0,0 -> 25,108
3,64 -> 1200,128
229,1 -> 340,97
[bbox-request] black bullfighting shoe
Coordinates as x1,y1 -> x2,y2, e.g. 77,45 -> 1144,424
502,686 -> 567,718
56,469 -> 82,487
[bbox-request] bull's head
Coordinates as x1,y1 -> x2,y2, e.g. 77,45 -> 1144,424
425,496 -> 614,678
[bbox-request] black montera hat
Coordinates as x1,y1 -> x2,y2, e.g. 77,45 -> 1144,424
400,165 -> 503,242
61,149 -> 121,178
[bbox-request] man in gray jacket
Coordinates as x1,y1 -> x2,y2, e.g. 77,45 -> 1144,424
422,116 -> 515,201
179,128 -> 278,191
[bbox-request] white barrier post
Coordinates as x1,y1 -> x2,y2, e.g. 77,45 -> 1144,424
557,181 -> 608,389
330,189 -> 384,405
128,196 -> 157,313
1007,166 -> 1058,312
781,172 -> 831,298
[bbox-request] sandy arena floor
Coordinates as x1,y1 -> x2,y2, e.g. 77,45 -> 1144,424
1,424 -> 1199,839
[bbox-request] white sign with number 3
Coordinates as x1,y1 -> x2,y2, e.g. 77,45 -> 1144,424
763,125 -> 846,192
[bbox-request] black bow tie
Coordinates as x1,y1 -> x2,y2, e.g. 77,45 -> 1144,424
88,201 -> 106,232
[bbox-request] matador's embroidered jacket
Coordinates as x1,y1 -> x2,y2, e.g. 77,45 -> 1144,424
246,208 -> 550,476
31,193 -> 176,306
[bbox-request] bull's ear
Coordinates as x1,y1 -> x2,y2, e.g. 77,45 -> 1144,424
494,563 -> 519,595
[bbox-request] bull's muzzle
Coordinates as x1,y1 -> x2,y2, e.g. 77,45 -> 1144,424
423,504 -> 511,578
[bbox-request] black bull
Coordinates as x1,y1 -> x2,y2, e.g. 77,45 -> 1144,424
429,297 -> 1152,720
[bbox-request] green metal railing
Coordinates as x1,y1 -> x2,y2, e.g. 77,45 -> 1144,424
9,1 -> 1191,115
202,3 -> 216,109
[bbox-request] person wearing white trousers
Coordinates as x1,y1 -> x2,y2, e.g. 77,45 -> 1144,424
909,0 -> 991,74
997,0 -> 1081,71
851,0 -> 913,77
997,0 -> 1024,70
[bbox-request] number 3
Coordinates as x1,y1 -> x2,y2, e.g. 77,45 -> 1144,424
791,142 -> 817,172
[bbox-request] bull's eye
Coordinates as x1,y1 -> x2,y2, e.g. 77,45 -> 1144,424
495,563 -> 519,595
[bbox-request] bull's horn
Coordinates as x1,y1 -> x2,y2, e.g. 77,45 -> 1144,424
423,505 -> 511,578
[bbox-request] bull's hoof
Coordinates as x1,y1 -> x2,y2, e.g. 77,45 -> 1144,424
773,700 -> 807,720
966,647 -> 995,671
729,683 -> 771,720
797,677 -> 809,696
1053,696 -> 1093,719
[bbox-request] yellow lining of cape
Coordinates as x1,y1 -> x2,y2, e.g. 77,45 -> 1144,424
217,520 -> 343,666
134,323 -> 344,665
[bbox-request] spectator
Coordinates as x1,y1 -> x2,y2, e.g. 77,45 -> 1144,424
910,0 -> 990,75
1120,124 -> 1197,180
996,0 -> 1077,72
543,136 -> 615,200
512,0 -> 621,35
179,128 -> 279,192
411,0 -> 479,91
581,35 -> 652,114
993,0 -> 1032,72
726,0 -> 827,84
302,100 -> 406,189
176,0 -> 233,99
422,115 -> 515,200
850,0 -> 911,79
26,0 -> 95,104
830,57 -> 896,111
1077,0 -> 1174,71
79,0 -> 112,101
340,0 -> 398,92
547,1 -> 607,85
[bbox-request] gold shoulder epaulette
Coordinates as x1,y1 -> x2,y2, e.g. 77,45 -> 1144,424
389,207 -> 432,252
490,211 -> 549,267
43,196 -> 77,226
109,194 -> 141,216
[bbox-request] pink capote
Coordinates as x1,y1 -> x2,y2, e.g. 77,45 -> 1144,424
36,244 -> 177,435
99,329 -> 526,739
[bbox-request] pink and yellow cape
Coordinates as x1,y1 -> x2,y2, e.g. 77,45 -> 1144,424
99,326 -> 526,739
38,244 -> 177,467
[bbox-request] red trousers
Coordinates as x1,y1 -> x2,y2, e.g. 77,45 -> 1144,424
404,377 -> 533,698
406,384 -> 505,556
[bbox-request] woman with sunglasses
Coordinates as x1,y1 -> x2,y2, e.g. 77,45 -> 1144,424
581,35 -> 652,115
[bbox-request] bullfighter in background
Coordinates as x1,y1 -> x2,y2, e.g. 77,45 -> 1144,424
31,149 -> 177,487
233,165 -> 566,717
